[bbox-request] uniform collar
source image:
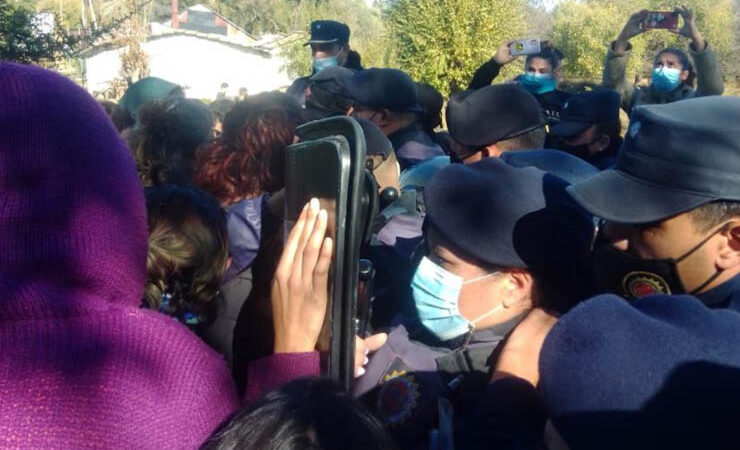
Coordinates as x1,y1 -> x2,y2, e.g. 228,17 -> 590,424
696,273 -> 740,309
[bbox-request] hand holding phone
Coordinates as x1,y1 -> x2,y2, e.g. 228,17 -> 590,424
508,38 -> 541,57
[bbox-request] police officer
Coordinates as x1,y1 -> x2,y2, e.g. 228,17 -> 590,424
446,84 -> 547,163
287,20 -> 363,106
353,158 -> 595,449
357,118 -> 448,329
346,68 -> 445,171
549,89 -> 623,170
567,96 -> 740,310
302,66 -> 355,122
604,7 -> 724,116
469,40 -> 572,126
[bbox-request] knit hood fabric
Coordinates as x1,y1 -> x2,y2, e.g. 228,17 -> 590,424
0,63 -> 238,448
0,63 -> 147,319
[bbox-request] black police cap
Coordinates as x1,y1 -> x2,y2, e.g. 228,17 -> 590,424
305,20 -> 350,46
425,158 -> 594,269
345,68 -> 423,113
550,89 -> 621,138
568,96 -> 740,224
446,84 -> 546,152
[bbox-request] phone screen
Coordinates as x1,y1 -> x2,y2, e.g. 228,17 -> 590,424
640,11 -> 679,30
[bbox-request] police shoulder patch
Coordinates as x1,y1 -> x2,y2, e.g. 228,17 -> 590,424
377,357 -> 419,427
377,372 -> 420,427
622,271 -> 672,299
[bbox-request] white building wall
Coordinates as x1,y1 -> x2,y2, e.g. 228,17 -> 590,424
84,34 -> 291,99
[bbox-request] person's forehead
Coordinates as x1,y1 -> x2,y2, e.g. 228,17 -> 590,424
311,43 -> 340,52
657,53 -> 681,63
609,211 -> 691,233
526,57 -> 552,70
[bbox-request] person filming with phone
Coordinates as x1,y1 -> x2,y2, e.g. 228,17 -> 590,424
603,6 -> 724,115
469,40 -> 572,126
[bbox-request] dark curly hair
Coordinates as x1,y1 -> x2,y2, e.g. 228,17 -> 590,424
133,98 -> 214,187
194,92 -> 302,206
144,185 -> 228,326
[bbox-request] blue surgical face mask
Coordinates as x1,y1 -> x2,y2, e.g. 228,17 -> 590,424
312,56 -> 338,73
411,256 -> 502,341
651,67 -> 682,92
519,72 -> 557,95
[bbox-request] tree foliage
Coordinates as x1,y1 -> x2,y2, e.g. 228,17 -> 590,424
552,0 -> 738,82
211,0 -> 389,78
383,0 -> 528,97
0,1 -> 77,63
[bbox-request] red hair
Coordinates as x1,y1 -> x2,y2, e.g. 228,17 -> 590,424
195,92 -> 302,205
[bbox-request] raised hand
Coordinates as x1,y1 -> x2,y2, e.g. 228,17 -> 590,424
615,10 -> 649,54
493,41 -> 519,66
272,198 -> 334,354
670,6 -> 706,50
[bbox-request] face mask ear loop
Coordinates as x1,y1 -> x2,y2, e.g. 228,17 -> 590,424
676,224 -> 729,264
462,271 -> 499,286
683,223 -> 732,294
462,303 -> 505,347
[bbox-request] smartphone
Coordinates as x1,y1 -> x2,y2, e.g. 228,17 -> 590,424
509,38 -> 541,56
287,116 -> 372,391
638,11 -> 679,30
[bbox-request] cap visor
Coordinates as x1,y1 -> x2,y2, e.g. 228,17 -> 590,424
304,39 -> 340,46
550,120 -> 592,138
566,169 -> 715,224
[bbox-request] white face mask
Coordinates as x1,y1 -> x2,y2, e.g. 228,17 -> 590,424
411,257 -> 502,341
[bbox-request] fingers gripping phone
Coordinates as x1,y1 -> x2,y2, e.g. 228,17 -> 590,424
509,38 -> 541,56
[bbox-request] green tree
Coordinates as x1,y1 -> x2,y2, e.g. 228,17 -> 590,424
211,0 -> 390,78
383,0 -> 528,97
0,1 -> 77,63
552,0 -> 738,82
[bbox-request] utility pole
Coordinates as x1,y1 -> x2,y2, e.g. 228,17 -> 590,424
87,0 -> 97,30
80,0 -> 87,30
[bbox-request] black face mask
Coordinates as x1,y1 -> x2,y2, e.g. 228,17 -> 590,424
593,226 -> 725,300
556,142 -> 593,161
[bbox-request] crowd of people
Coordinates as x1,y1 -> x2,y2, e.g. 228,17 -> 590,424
1,6 -> 739,449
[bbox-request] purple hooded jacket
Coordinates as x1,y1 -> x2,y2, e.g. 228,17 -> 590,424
0,63 -> 317,448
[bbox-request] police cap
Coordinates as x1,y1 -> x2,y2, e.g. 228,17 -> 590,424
550,89 -> 621,138
446,84 -> 545,151
345,68 -> 424,113
305,20 -> 350,46
568,96 -> 740,224
424,158 -> 593,269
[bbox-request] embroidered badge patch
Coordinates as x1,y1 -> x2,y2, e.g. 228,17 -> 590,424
622,271 -> 672,298
377,371 -> 420,427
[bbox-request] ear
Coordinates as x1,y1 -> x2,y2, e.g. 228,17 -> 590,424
592,134 -> 611,152
485,143 -> 504,158
716,221 -> 740,271
501,269 -> 534,309
553,66 -> 563,81
680,69 -> 690,82
346,106 -> 355,117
